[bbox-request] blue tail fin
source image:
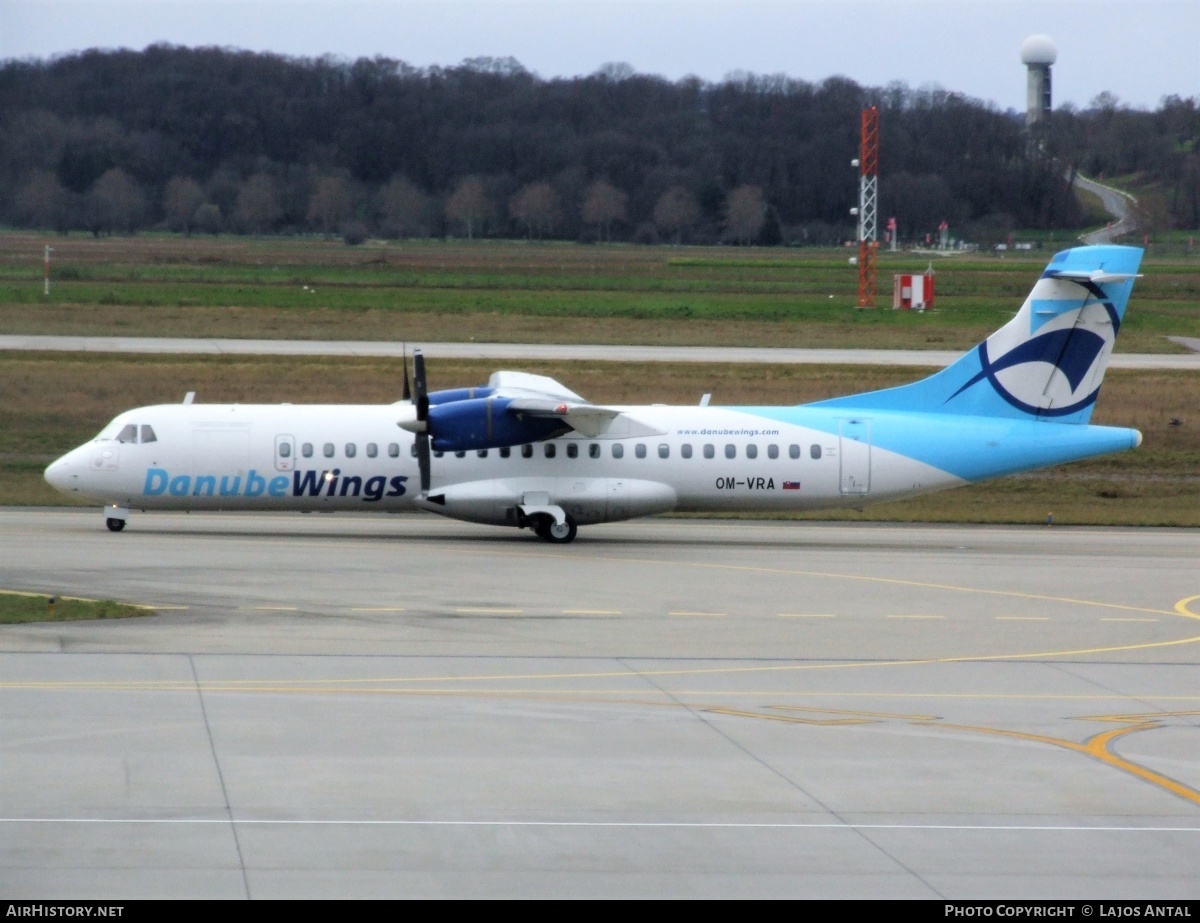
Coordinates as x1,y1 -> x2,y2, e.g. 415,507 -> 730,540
814,245 -> 1143,424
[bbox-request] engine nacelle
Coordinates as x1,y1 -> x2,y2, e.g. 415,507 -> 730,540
429,397 -> 568,452
428,386 -> 494,405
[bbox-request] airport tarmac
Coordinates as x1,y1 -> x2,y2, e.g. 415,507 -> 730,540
2,509 -> 1199,898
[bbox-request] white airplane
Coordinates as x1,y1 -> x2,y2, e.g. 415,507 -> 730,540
45,245 -> 1144,543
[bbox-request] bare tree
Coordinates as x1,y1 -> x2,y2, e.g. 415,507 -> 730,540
163,176 -> 205,236
14,169 -> 71,232
653,185 -> 700,244
509,182 -> 561,239
1132,193 -> 1173,242
193,202 -> 223,235
724,185 -> 767,245
85,168 -> 146,235
307,175 -> 354,235
377,176 -> 430,238
581,180 -> 628,241
235,173 -> 283,234
445,176 -> 494,239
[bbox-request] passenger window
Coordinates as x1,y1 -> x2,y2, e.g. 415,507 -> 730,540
140,425 -> 157,444
810,444 -> 822,460
658,444 -> 669,459
612,443 -> 624,459
789,444 -> 801,460
589,443 -> 600,459
522,444 -> 533,459
455,450 -> 466,458
116,424 -> 138,444
409,444 -> 418,457
477,449 -> 488,458
746,444 -> 758,460
434,450 -> 444,458
388,442 -> 400,458
767,444 -> 779,460
499,446 -> 511,458
566,443 -> 578,459
345,443 -> 357,458
725,444 -> 736,459
703,444 -> 715,459
323,442 -> 335,458
366,443 -> 378,458
544,444 -> 556,458
279,442 -> 291,458
302,443 -> 313,458
635,444 -> 647,459
681,444 -> 692,459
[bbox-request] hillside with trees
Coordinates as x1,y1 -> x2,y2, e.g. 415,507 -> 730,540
1,46 -> 1196,243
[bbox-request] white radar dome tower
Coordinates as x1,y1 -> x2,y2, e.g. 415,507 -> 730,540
1021,35 -> 1057,126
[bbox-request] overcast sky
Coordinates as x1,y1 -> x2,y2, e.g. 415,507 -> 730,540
2,0 -> 1196,112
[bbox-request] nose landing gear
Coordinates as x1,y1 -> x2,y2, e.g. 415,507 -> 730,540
104,506 -> 128,533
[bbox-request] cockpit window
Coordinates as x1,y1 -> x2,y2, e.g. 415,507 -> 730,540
116,424 -> 138,444
140,425 -> 157,444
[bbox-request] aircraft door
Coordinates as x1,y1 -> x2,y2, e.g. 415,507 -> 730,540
274,435 -> 295,472
838,419 -> 871,496
606,479 -> 629,521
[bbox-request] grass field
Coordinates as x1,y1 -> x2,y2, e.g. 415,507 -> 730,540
2,232 -> 1198,352
0,590 -> 149,623
6,353 -> 1198,526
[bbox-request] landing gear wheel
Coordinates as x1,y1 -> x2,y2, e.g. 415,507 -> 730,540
541,515 -> 577,544
105,517 -> 126,533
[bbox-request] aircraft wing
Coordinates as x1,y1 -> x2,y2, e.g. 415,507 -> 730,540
487,370 -> 586,402
489,371 -> 660,438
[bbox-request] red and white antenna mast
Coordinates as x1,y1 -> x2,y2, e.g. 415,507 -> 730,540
857,106 -> 879,307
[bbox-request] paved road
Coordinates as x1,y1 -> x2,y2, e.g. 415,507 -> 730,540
1075,173 -> 1138,245
2,510 -> 1199,898
3,335 -> 1199,370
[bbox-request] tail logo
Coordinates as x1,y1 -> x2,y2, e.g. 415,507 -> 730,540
949,290 -> 1119,418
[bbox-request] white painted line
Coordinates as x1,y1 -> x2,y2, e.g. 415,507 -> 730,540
2,817 -> 1197,832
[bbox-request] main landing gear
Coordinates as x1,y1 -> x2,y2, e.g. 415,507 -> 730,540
533,514 -> 578,544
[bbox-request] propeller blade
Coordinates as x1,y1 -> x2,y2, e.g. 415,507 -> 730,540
412,349 -> 431,493
416,432 -> 431,494
413,349 -> 429,422
402,344 -> 411,402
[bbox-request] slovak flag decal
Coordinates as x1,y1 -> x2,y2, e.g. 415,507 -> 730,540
782,481 -> 801,490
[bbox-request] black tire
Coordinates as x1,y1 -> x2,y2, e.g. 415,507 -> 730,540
542,516 -> 577,544
105,518 -> 126,532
